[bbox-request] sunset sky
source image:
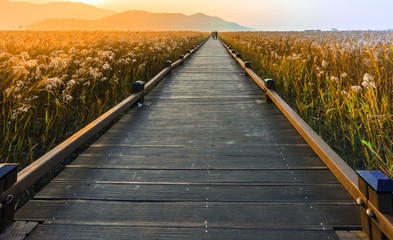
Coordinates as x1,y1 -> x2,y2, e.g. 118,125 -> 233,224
9,0 -> 393,31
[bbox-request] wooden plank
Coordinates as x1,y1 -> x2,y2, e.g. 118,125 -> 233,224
26,224 -> 341,240
0,221 -> 38,240
112,118 -> 300,128
89,139 -> 309,147
16,200 -> 360,228
35,182 -> 352,202
105,127 -> 301,136
92,134 -> 308,145
53,168 -> 339,184
69,155 -> 325,169
80,145 -> 316,156
108,123 -> 299,133
114,109 -> 285,118
115,109 -> 284,117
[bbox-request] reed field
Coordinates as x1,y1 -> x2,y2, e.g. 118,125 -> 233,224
221,31 -> 393,176
0,31 -> 207,168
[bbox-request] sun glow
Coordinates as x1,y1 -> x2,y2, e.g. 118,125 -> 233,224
76,0 -> 101,5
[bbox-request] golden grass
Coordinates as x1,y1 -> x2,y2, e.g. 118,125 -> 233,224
0,31 -> 207,168
221,31 -> 393,176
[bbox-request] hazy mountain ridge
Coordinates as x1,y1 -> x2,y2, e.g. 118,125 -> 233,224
0,0 -> 116,30
26,10 -> 253,31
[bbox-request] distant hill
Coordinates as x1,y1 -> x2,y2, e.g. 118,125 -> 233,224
26,10 -> 253,31
0,0 -> 116,30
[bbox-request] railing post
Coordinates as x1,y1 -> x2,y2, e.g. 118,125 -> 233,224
244,61 -> 251,76
231,50 -> 236,58
235,53 -> 241,63
0,164 -> 18,233
131,81 -> 145,105
179,55 -> 184,65
264,79 -> 275,103
165,60 -> 172,73
357,171 -> 393,240
165,60 -> 172,68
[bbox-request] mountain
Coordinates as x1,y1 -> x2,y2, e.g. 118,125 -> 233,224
26,10 -> 253,31
0,0 -> 116,30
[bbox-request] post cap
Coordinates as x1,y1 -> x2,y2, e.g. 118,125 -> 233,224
165,60 -> 172,68
231,50 -> 236,54
0,164 -> 18,179
236,53 -> 241,59
264,79 -> 276,90
357,170 -> 393,192
244,61 -> 251,68
187,50 -> 191,53
179,55 -> 184,59
132,81 -> 145,86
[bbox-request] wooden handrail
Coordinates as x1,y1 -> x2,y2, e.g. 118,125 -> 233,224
219,38 -> 393,239
0,38 -> 209,219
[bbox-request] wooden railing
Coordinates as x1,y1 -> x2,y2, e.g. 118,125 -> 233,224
0,38 -> 209,233
219,38 -> 393,240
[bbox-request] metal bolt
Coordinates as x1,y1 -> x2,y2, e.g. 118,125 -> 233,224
366,209 -> 375,218
6,195 -> 13,204
356,198 -> 365,207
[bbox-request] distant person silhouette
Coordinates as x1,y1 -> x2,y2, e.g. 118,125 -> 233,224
214,31 -> 218,39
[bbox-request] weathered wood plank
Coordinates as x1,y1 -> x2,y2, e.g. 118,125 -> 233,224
70,155 -> 325,169
35,182 -> 352,202
16,200 -> 359,228
80,145 -> 316,156
91,136 -> 308,147
0,221 -> 38,240
53,168 -> 339,184
26,224 -> 341,240
92,134 -> 308,145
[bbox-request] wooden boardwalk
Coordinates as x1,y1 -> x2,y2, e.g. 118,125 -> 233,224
16,38 -> 361,239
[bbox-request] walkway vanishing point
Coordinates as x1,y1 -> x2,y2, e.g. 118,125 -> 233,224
15,38 -> 363,239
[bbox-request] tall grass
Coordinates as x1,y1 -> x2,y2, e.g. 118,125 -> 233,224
221,31 -> 393,176
0,31 -> 208,168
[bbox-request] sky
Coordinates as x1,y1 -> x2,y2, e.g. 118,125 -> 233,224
9,0 -> 393,31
